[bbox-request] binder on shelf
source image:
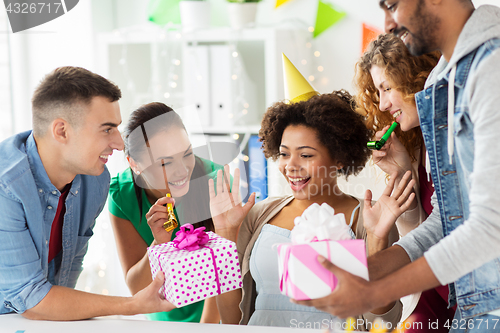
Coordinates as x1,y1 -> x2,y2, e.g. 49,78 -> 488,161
183,44 -> 211,127
209,44 -> 234,128
248,135 -> 267,203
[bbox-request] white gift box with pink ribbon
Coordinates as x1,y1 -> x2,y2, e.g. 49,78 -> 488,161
276,203 -> 369,300
147,224 -> 242,307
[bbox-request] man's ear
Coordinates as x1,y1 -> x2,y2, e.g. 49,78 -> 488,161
51,118 -> 69,143
127,155 -> 142,175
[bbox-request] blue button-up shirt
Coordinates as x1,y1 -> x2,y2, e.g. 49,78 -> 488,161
0,131 -> 110,314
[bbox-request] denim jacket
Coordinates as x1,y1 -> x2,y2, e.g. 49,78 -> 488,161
395,6 -> 500,319
415,39 -> 500,318
0,131 -> 109,314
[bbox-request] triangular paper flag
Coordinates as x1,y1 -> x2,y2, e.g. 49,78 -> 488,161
362,23 -> 382,54
313,0 -> 346,38
275,0 -> 292,8
148,0 -> 182,26
282,54 -> 319,103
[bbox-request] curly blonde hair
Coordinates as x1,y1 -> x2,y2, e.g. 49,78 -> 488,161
354,33 -> 440,161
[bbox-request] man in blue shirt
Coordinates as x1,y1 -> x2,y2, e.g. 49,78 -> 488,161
0,66 -> 174,320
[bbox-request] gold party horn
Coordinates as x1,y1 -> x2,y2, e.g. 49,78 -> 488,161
163,193 -> 178,232
161,160 -> 178,232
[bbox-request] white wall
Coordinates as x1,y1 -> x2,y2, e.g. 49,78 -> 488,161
9,0 -> 499,134
9,1 -> 95,133
203,0 -> 499,97
0,9 -> 13,141
254,0 -> 383,95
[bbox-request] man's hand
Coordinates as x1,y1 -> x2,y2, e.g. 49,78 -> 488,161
130,272 -> 176,314
292,255 -> 441,319
22,272 -> 176,321
291,256 -> 388,318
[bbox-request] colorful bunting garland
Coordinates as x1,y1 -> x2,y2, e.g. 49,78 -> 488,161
275,0 -> 292,9
362,23 -> 382,54
147,0 -> 182,26
148,0 -> 377,56
313,0 -> 346,38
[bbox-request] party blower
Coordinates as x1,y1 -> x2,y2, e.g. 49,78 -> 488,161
161,159 -> 178,232
163,193 -> 178,232
367,122 -> 399,150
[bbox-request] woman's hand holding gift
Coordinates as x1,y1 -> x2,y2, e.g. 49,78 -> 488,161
145,195 -> 176,245
363,171 -> 415,254
209,164 -> 256,242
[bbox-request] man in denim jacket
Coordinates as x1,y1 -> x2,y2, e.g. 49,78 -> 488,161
0,67 -> 174,320
295,1 -> 500,331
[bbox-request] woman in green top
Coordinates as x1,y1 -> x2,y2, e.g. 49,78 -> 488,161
108,102 -> 221,323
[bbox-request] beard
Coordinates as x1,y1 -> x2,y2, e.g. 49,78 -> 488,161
396,0 -> 441,56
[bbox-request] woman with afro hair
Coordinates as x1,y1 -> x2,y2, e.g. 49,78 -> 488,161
209,90 -> 416,330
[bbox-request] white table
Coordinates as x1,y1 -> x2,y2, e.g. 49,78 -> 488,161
0,314 -> 324,333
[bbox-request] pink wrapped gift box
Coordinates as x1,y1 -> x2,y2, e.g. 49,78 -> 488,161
277,239 -> 369,300
148,231 -> 242,307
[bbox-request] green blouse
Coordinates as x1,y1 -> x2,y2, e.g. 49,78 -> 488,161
108,157 -> 223,322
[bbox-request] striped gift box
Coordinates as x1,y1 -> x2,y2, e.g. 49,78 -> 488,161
277,239 -> 369,300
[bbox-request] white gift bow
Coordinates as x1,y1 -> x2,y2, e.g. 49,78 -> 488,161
290,203 -> 353,244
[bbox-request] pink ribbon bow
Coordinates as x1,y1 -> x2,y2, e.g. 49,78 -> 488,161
172,224 -> 209,251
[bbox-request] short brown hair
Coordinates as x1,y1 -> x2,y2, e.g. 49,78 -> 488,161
32,66 -> 121,136
354,33 -> 439,161
259,90 -> 371,179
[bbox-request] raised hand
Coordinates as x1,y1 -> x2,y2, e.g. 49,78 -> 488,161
145,195 -> 175,245
208,165 -> 256,241
372,127 -> 412,182
363,171 -> 415,242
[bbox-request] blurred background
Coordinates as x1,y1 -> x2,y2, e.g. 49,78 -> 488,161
1,0 -> 498,304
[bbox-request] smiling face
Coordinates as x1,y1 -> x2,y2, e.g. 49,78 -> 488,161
64,96 -> 123,176
380,0 -> 441,56
370,64 -> 420,131
278,125 -> 340,200
135,126 -> 195,199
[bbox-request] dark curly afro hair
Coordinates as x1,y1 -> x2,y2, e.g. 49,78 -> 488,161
259,90 -> 372,179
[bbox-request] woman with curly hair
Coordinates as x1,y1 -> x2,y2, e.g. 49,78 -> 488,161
354,33 -> 453,332
210,91 -> 415,330
355,33 -> 440,234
